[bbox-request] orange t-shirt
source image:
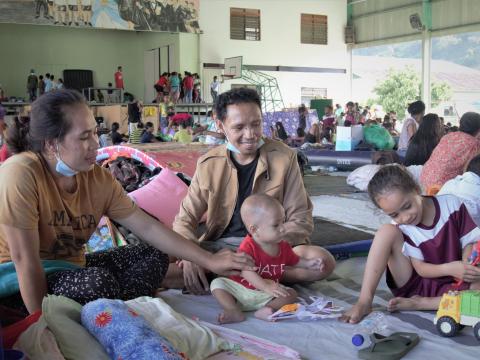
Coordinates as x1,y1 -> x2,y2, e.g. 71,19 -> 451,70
0,152 -> 137,266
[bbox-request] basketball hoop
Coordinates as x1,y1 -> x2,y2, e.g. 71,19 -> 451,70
220,74 -> 235,83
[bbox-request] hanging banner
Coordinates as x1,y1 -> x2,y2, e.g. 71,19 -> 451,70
0,0 -> 200,33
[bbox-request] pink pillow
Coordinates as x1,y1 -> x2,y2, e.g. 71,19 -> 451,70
128,168 -> 188,228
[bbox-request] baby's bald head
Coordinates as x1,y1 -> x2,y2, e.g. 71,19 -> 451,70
241,194 -> 284,231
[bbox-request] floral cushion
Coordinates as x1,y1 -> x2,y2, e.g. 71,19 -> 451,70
81,299 -> 187,360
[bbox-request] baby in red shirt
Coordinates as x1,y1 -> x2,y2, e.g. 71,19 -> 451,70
210,194 -> 324,324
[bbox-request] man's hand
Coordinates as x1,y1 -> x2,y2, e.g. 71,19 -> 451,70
182,260 -> 210,295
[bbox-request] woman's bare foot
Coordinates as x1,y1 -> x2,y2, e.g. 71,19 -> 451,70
217,309 -> 245,324
387,295 -> 440,312
254,306 -> 275,321
340,301 -> 372,324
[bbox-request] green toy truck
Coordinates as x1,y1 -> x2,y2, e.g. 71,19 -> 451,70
434,290 -> 480,340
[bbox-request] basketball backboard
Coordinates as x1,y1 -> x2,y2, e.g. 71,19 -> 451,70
224,56 -> 243,79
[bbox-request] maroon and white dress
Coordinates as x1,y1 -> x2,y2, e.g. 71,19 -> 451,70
387,194 -> 480,297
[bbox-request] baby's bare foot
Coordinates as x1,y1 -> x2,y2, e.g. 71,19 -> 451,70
217,309 -> 245,324
254,307 -> 275,321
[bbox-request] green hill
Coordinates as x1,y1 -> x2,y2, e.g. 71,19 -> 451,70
354,32 -> 480,70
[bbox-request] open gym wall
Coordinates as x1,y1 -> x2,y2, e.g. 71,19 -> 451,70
0,23 -> 182,99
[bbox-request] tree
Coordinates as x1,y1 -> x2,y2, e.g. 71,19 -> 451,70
431,81 -> 453,108
373,66 -> 452,119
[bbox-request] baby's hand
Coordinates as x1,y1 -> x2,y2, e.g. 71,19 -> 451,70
264,281 -> 290,298
304,258 -> 325,271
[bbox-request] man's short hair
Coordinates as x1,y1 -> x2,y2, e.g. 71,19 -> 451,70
214,88 -> 262,122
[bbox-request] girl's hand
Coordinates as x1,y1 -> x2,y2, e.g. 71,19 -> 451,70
448,261 -> 480,282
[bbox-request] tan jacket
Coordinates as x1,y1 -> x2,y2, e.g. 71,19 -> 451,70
173,138 -> 313,246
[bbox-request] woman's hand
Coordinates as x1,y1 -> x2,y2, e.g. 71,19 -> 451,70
208,250 -> 255,277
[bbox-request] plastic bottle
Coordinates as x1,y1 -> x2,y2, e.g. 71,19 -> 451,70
351,312 -> 389,350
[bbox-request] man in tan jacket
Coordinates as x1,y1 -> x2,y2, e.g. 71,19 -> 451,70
164,88 -> 335,294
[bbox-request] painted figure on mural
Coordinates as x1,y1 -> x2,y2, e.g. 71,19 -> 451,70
35,0 -> 49,19
67,0 -> 81,25
3,0 -> 199,33
92,0 -> 132,29
81,0 -> 93,26
53,0 -> 68,25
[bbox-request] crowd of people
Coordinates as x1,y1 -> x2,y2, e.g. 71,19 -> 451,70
268,100 -> 462,156
26,69 -> 64,102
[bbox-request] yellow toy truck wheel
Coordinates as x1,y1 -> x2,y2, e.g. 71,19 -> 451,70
474,322 -> 480,341
436,316 -> 460,337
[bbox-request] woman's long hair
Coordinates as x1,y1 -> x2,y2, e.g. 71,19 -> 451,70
404,113 -> 443,166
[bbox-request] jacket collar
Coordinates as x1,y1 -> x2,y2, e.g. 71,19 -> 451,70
200,138 -> 276,180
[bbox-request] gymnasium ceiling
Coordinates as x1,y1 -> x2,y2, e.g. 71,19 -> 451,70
348,0 -> 480,47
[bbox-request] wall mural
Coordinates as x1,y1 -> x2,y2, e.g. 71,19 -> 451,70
0,0 -> 200,32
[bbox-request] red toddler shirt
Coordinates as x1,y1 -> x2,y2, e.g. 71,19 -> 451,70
230,234 -> 300,290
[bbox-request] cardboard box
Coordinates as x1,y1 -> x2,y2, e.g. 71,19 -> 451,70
335,125 -> 363,151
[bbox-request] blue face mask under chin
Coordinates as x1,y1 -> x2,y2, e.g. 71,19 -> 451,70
55,152 -> 78,177
225,137 -> 265,154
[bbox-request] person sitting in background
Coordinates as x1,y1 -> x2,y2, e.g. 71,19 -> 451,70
173,123 -> 192,144
140,122 -> 158,143
421,112 -> 480,190
269,125 -> 278,140
438,154 -> 480,227
344,101 -> 358,126
171,112 -> 193,128
404,113 -> 443,166
197,111 -> 226,145
275,121 -> 289,143
110,122 -> 126,145
397,100 -> 425,157
289,127 -> 305,147
298,104 -> 308,131
321,106 -> 336,142
129,122 -> 144,144
383,122 -> 399,137
304,123 -> 320,144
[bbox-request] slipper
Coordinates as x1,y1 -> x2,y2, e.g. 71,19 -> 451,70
358,332 -> 420,360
